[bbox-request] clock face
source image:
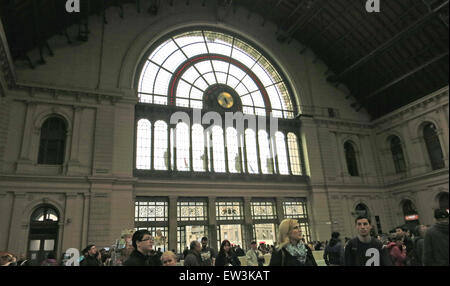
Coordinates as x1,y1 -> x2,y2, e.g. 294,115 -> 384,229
217,92 -> 234,109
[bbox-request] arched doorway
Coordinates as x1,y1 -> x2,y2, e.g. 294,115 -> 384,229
402,200 -> 419,231
27,205 -> 59,264
437,192 -> 449,212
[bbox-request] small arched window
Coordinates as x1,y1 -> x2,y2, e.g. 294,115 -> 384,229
355,203 -> 369,217
31,205 -> 59,222
390,136 -> 406,173
438,193 -> 449,211
38,117 -> 67,165
423,123 -> 445,170
344,141 -> 359,176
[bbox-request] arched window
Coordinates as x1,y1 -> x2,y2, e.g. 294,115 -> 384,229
275,132 -> 289,175
31,205 -> 59,222
423,123 -> 445,170
288,133 -> 302,175
226,127 -> 241,173
355,203 -> 369,217
245,129 -> 259,174
176,122 -> 190,171
390,136 -> 406,173
38,117 -> 67,165
344,141 -> 359,177
438,192 -> 449,211
154,121 -> 168,170
134,28 -> 307,178
402,200 -> 418,216
258,130 -> 274,174
136,119 -> 151,170
192,124 -> 206,172
138,30 -> 295,118
212,126 -> 226,173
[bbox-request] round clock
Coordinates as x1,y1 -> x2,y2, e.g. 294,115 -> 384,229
217,92 -> 234,109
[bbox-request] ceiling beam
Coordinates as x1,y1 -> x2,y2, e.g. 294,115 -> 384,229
359,51 -> 449,102
277,0 -> 326,42
327,0 -> 449,83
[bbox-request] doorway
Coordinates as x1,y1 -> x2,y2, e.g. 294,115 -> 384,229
217,224 -> 243,249
27,205 -> 59,264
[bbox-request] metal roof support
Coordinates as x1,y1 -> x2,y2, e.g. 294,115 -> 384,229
360,51 -> 449,102
328,0 -> 449,83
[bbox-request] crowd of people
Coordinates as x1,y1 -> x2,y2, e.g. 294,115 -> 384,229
1,208 -> 448,267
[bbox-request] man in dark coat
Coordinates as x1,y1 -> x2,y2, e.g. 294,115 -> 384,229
344,216 -> 392,266
323,232 -> 344,266
424,208 -> 449,266
184,240 -> 203,266
80,244 -> 101,266
124,230 -> 161,266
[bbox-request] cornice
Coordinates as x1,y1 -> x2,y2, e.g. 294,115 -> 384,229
372,87 -> 449,127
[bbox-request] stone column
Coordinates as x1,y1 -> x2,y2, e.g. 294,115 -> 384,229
243,197 -> 253,249
207,197 -> 218,252
67,107 -> 84,175
168,196 -> 178,252
7,192 -> 27,255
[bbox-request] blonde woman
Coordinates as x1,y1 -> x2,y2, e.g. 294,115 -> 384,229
269,219 -> 317,266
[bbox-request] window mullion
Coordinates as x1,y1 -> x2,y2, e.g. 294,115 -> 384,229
285,132 -> 292,175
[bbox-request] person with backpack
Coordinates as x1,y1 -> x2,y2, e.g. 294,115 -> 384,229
344,216 -> 392,266
323,232 -> 344,266
410,225 -> 427,266
269,219 -> 317,266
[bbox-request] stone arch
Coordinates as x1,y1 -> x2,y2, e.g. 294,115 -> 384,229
33,108 -> 72,132
434,191 -> 449,210
352,201 -> 372,218
23,197 -> 65,226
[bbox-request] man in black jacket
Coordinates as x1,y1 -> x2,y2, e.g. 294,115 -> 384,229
124,230 -> 161,266
344,216 -> 392,266
80,244 -> 101,266
424,208 -> 449,266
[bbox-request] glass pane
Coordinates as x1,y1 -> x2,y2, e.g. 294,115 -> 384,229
219,224 -> 243,247
288,133 -> 302,175
136,119 -> 151,170
212,126 -> 226,173
254,224 -> 276,246
226,128 -> 241,173
29,240 -> 40,251
154,121 -> 168,170
44,240 -> 55,251
192,124 -> 206,172
245,129 -> 259,174
275,132 -> 289,175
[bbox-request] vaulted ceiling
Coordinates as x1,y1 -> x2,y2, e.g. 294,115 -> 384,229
0,0 -> 448,119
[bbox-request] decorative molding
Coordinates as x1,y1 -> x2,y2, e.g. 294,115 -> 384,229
373,87 -> 449,127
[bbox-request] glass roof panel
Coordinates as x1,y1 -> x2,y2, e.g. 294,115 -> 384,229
149,39 -> 178,65
182,42 -> 208,58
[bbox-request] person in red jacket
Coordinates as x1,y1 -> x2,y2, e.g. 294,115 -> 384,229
386,235 -> 407,266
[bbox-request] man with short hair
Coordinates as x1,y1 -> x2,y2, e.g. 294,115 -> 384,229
124,230 -> 161,266
184,240 -> 203,266
200,237 -> 217,266
344,216 -> 392,266
80,244 -> 101,266
246,241 -> 264,266
423,208 -> 449,266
